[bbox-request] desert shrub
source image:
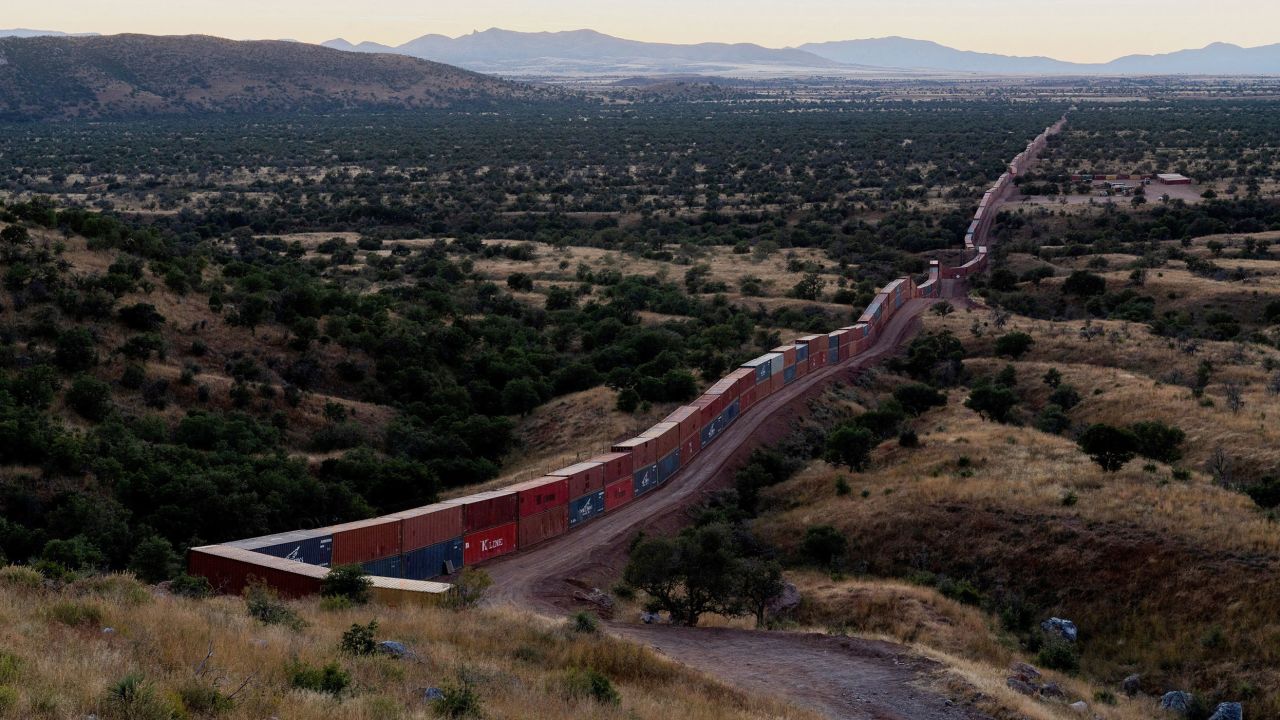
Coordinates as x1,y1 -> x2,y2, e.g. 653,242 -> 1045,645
67,375 -> 113,421
448,568 -> 493,609
825,425 -> 875,471
340,620 -> 379,656
288,661 -> 351,696
1036,404 -> 1072,434
168,573 -> 212,599
1036,638 -> 1080,673
898,429 -> 920,448
1078,424 -> 1139,472
569,611 -> 599,635
321,564 -> 373,605
244,582 -> 305,630
433,670 -> 482,718
46,600 -> 103,628
177,683 -> 233,714
1048,384 -> 1081,410
0,565 -> 44,591
0,686 -> 15,713
801,525 -> 846,568
563,668 -> 620,705
892,383 -> 946,416
1063,270 -> 1106,297
966,383 -> 1018,423
0,651 -> 21,683
995,331 -> 1034,358
128,535 -> 179,583
1129,420 -> 1186,463
100,673 -> 180,720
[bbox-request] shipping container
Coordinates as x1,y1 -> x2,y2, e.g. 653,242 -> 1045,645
783,365 -> 797,384
794,343 -> 809,363
546,460 -> 607,498
772,345 -> 798,367
369,576 -> 452,607
518,505 -> 568,548
679,431 -> 701,465
727,368 -> 756,397
361,554 -> 401,579
387,503 -> 463,553
463,523 -> 518,565
768,352 -> 785,377
828,345 -> 840,364
611,437 -> 655,469
506,476 -> 569,518
633,463 -> 660,496
247,530 -> 333,567
189,546 -> 326,598
640,421 -> 680,457
656,448 -> 681,483
330,517 -> 402,566
700,398 -> 741,447
590,452 -> 634,486
742,356 -> 773,384
402,537 -> 463,580
457,491 -> 519,534
770,372 -> 784,393
663,406 -> 700,443
569,490 -> 606,527
605,477 -> 635,511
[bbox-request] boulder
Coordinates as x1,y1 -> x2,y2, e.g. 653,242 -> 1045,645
378,641 -> 412,659
1040,617 -> 1079,642
1069,700 -> 1089,714
423,687 -> 445,701
641,611 -> 661,624
1121,674 -> 1141,696
1160,691 -> 1194,715
1038,682 -> 1067,701
766,582 -> 802,617
1006,677 -> 1037,696
1209,702 -> 1243,720
1008,662 -> 1042,683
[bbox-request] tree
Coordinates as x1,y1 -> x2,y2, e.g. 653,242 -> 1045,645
545,286 -> 575,311
1129,420 -> 1185,463
738,558 -> 785,628
67,375 -> 113,421
1062,270 -> 1106,297
892,383 -> 946,416
321,565 -> 372,605
1042,368 -> 1063,388
128,535 -> 179,583
1077,424 -> 1138,472
995,331 -> 1034,359
825,425 -> 875,471
965,384 -> 1018,423
501,378 -> 543,415
801,525 -> 846,569
623,523 -> 747,626
790,271 -> 824,301
55,328 -> 99,373
1048,384 -> 1081,411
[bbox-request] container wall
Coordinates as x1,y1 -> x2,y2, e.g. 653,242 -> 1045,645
391,503 -> 463,553
592,452 -> 633,486
508,476 -> 569,518
402,538 -> 464,580
463,523 -> 518,565
547,461 -> 607,498
254,533 -> 333,567
568,490 -> 606,527
459,491 -> 519,534
633,463 -> 660,497
605,477 -> 635,511
331,517 -> 402,566
518,506 -> 569,548
679,432 -> 700,465
656,448 -> 681,484
783,365 -> 797,384
189,548 -> 325,598
361,554 -> 402,579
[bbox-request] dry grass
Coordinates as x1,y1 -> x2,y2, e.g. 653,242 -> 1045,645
0,570 -> 818,720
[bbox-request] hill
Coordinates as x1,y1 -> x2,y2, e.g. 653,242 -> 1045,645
0,34 -> 538,120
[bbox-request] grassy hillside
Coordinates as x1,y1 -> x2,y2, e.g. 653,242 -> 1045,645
0,567 -> 814,719
0,34 -> 541,120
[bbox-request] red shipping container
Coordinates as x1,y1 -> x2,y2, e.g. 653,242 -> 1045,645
679,432 -> 700,465
188,546 -> 324,599
330,517 -> 402,565
458,491 -> 519,534
463,523 -> 518,565
640,421 -> 680,456
756,378 -> 773,400
604,477 -> 635,511
741,385 -> 757,412
388,503 -> 463,553
770,373 -> 784,393
611,437 -> 655,468
507,476 -> 569,518
795,360 -> 809,378
591,452 -> 633,485
518,506 -> 568,549
547,461 -> 607,498
664,406 -> 700,441
727,368 -> 754,397
772,345 -> 798,367
690,394 -> 722,427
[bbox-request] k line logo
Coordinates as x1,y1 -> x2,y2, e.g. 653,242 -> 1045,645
481,537 -> 505,552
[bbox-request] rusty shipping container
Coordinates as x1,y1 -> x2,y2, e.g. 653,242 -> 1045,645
189,546 -> 325,598
772,345 -> 798,367
611,437 -> 655,469
547,460 -> 607,498
518,505 -> 569,548
458,491 -> 519,534
507,476 -> 569,518
463,523 -> 518,565
663,406 -> 700,442
231,529 -> 333,567
679,430 -> 700,465
640,421 -> 680,457
605,477 -> 635,511
388,502 -> 463,553
330,517 -> 403,566
591,452 -> 634,486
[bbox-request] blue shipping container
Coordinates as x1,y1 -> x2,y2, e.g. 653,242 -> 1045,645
403,538 -> 464,580
361,555 -> 402,578
656,448 -> 681,484
828,347 -> 839,364
747,361 -> 770,384
569,490 -> 606,527
784,365 -> 797,384
255,534 -> 333,567
700,399 -> 741,447
633,463 -> 659,496
796,345 -> 809,362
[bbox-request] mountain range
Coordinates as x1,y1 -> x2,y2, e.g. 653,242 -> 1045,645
320,29 -> 1280,77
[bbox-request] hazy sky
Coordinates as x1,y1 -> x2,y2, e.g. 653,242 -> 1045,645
9,0 -> 1279,63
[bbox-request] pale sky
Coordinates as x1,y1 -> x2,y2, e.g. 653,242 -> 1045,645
8,0 -> 1278,64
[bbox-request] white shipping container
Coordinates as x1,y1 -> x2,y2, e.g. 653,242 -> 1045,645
766,352 -> 784,376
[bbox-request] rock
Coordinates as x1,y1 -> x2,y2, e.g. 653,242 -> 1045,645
1069,700 -> 1089,714
1038,682 -> 1067,700
378,641 -> 411,659
101,627 -> 115,635
1008,662 -> 1042,683
423,687 -> 445,701
1122,674 -> 1141,696
766,582 -> 802,617
1006,677 -> 1037,696
1209,702 -> 1243,720
1160,691 -> 1194,715
641,611 -> 661,624
1040,617 -> 1079,643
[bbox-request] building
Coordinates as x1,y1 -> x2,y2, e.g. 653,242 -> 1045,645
1157,173 -> 1192,185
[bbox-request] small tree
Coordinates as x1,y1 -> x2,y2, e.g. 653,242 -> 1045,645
801,525 -> 846,569
340,620 -> 379,656
1077,424 -> 1138,472
1042,368 -> 1063,388
738,558 -> 785,628
965,384 -> 1018,423
128,535 -> 180,583
825,425 -> 875,471
995,331 -> 1034,359
321,565 -> 373,605
892,383 -> 946,416
450,568 -> 492,609
67,375 -> 113,421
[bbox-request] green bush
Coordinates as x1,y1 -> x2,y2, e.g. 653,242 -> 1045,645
433,670 -> 482,718
321,565 -> 372,605
994,331 -> 1034,359
569,611 -> 599,634
100,674 -> 179,720
340,621 -> 379,656
244,582 -> 306,630
288,661 -> 351,696
801,525 -> 846,569
563,667 -> 620,705
177,683 -> 233,714
168,573 -> 212,599
47,600 -> 104,627
67,375 -> 113,421
1035,638 -> 1080,673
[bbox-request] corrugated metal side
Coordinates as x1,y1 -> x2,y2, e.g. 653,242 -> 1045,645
518,506 -> 569,548
368,576 -> 452,607
679,431 -> 700,465
656,448 -> 681,483
569,490 -> 606,527
253,532 -> 333,567
403,538 -> 463,580
640,421 -> 680,457
605,477 -> 635,511
389,503 -> 463,553
507,476 -> 569,518
463,523 -> 518,565
547,461 -> 607,498
633,463 -> 659,497
611,438 -> 654,468
189,546 -> 325,598
664,405 -> 700,440
330,517 -> 402,566
361,555 -> 402,579
459,491 -> 519,534
591,452 -> 633,486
